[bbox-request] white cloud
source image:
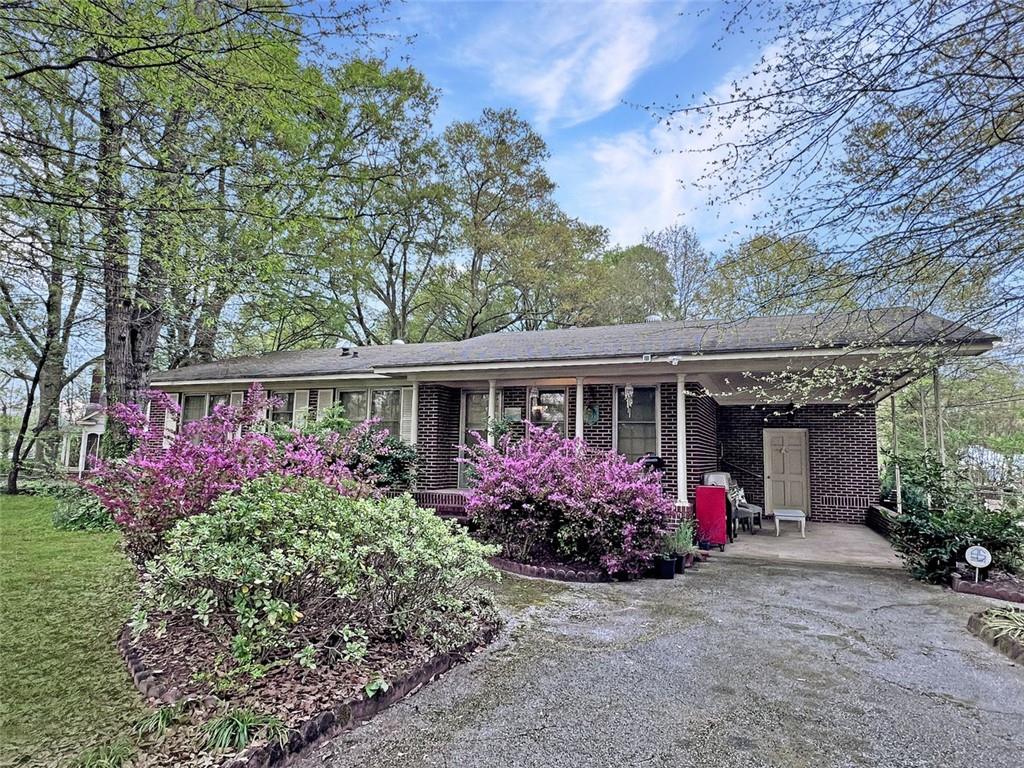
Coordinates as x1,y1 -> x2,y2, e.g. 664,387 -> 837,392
460,1 -> 687,128
551,48 -> 778,248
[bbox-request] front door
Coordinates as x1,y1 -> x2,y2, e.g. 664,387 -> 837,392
458,391 -> 490,488
762,428 -> 810,516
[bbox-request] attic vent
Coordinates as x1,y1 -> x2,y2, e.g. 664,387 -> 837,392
645,314 -> 663,323
391,339 -> 406,345
335,338 -> 355,355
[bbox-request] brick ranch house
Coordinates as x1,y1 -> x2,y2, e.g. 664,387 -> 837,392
143,308 -> 997,525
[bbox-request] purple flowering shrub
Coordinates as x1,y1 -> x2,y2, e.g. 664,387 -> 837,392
85,385 -> 416,566
462,424 -> 673,578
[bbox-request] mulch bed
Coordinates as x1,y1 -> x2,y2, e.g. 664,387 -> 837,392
487,555 -> 607,582
966,610 -> 1024,665
951,569 -> 1024,604
119,614 -> 499,766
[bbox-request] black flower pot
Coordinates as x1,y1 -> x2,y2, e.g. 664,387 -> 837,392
655,556 -> 676,579
674,554 -> 686,574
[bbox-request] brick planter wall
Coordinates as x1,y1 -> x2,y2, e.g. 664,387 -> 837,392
717,403 -> 878,524
967,610 -> 1024,664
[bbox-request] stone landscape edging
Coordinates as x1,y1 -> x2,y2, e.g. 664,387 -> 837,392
118,624 -> 499,767
951,573 -> 1024,604
966,611 -> 1024,665
486,555 -> 607,582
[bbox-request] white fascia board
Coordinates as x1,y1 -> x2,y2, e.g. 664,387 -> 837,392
371,342 -> 995,376
150,372 -> 395,388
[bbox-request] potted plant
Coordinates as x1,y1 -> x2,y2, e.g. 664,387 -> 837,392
670,521 -> 695,574
654,535 -> 676,579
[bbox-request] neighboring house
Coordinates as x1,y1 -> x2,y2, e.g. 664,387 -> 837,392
60,403 -> 105,476
148,308 -> 998,525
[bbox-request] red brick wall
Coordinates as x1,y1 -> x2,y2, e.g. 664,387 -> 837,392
416,384 -> 461,490
659,383 -> 678,501
582,384 -> 613,450
144,397 -> 173,450
501,386 -> 526,439
658,382 -> 720,506
717,403 -> 879,524
686,384 -> 719,502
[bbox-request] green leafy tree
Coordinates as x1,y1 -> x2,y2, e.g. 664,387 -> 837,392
585,244 -> 676,326
704,235 -> 858,320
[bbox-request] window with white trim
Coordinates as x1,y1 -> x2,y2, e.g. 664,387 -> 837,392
529,388 -> 567,435
615,386 -> 657,462
269,391 -> 295,424
336,390 -> 369,423
370,389 -> 401,436
207,393 -> 230,415
181,394 -> 208,425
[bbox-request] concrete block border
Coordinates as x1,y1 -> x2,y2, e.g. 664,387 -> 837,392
952,573 -> 1024,604
118,625 -> 498,766
487,555 -> 607,583
966,611 -> 1024,665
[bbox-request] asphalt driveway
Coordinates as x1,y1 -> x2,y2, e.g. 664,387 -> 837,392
298,560 -> 1024,768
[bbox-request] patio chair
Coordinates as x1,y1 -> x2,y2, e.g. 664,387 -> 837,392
735,487 -> 763,530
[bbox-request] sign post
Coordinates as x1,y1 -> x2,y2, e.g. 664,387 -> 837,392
964,545 -> 992,583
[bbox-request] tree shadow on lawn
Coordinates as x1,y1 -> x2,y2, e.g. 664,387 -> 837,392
0,495 -> 143,767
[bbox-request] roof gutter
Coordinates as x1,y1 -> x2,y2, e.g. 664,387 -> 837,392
370,341 -> 996,376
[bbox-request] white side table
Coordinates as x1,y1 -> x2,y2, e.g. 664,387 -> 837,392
774,508 -> 806,538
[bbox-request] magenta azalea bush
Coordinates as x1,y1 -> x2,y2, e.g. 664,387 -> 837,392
462,424 -> 673,578
85,385 -> 416,566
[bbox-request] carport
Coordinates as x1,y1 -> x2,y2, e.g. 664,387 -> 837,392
715,520 -> 902,569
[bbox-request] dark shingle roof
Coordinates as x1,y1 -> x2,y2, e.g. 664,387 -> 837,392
151,308 -> 998,383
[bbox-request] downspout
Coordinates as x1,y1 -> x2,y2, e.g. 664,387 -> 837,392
891,392 -> 903,516
933,368 -> 946,466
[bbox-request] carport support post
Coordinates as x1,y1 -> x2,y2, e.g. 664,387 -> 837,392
487,379 -> 497,446
890,394 -> 903,515
575,377 -> 584,439
933,369 -> 946,466
676,373 -> 688,509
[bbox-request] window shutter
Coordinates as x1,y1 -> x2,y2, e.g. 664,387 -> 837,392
229,391 -> 244,407
163,393 -> 180,448
293,390 -> 310,427
316,389 -> 334,420
399,387 -> 414,443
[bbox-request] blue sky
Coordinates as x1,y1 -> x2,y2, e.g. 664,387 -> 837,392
383,0 -> 763,250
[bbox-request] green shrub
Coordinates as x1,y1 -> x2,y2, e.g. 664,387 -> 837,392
139,476 -> 499,669
49,483 -> 115,531
890,454 -> 1024,582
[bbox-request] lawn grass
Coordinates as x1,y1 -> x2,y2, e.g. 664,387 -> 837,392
0,494 -> 142,766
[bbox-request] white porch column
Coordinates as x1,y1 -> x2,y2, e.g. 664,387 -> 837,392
575,377 -> 584,440
676,373 -> 688,508
409,380 -> 419,445
933,368 -> 946,466
77,430 -> 88,478
487,378 -> 497,446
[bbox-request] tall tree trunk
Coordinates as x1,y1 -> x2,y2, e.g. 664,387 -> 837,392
97,61 -> 134,454
6,343 -> 48,494
34,237 -> 67,468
